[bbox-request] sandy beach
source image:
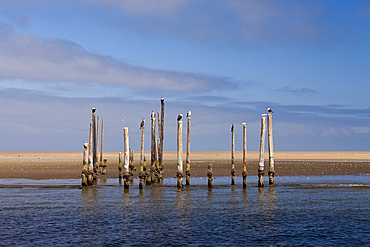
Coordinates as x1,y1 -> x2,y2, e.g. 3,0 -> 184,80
0,151 -> 369,179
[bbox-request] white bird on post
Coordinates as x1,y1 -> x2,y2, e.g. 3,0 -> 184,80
267,108 -> 273,113
186,111 -> 191,118
177,114 -> 183,121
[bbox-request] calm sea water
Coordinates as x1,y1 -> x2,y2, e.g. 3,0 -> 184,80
1,175 -> 369,246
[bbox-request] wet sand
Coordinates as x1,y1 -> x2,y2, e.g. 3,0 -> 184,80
0,151 -> 369,179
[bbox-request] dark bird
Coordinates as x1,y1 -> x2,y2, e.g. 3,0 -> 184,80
267,108 -> 273,113
187,111 -> 191,118
177,114 -> 183,121
231,124 -> 234,132
140,118 -> 145,129
161,98 -> 164,103
151,111 -> 155,119
92,108 -> 96,113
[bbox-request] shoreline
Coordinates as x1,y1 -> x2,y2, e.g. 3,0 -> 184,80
0,151 -> 369,179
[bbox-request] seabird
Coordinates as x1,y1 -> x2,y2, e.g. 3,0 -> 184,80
267,108 -> 273,113
177,114 -> 183,121
151,111 -> 155,119
231,124 -> 234,132
140,118 -> 145,129
122,117 -> 126,122
240,121 -> 246,126
92,108 -> 96,113
187,111 -> 191,118
161,98 -> 164,103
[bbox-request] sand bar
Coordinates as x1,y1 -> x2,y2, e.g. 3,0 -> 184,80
0,151 -> 369,179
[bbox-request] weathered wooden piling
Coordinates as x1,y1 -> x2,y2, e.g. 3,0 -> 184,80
207,164 -> 213,188
118,152 -> 122,179
185,113 -> 191,185
150,111 -> 158,183
258,114 -> 266,187
81,141 -> 89,187
242,123 -> 247,188
96,115 -> 100,170
267,113 -> 275,185
157,111 -> 163,182
92,108 -> 97,180
88,122 -> 92,157
99,117 -> 104,174
139,125 -> 145,189
159,98 -> 165,178
177,118 -> 183,188
123,127 -> 130,189
129,148 -> 135,177
231,124 -> 235,185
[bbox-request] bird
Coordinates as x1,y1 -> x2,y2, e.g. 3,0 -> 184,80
122,117 -> 126,122
267,108 -> 273,113
261,113 -> 267,117
231,124 -> 234,132
187,111 -> 191,118
177,114 -> 183,121
92,108 -> 96,113
240,121 -> 246,126
140,118 -> 145,129
161,98 -> 164,103
151,111 -> 155,119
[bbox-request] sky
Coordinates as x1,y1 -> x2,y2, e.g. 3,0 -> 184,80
0,0 -> 370,152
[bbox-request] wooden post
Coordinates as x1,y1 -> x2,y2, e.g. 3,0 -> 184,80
151,111 -> 156,183
157,111 -> 163,181
231,124 -> 235,185
102,159 -> 107,175
129,148 -> 135,177
139,126 -> 145,189
242,123 -> 247,188
159,98 -> 165,176
96,115 -> 100,172
92,108 -> 97,180
118,152 -> 122,179
81,141 -> 88,187
99,117 -> 104,174
207,164 -> 213,188
88,122 -> 92,157
185,114 -> 191,185
123,127 -> 130,189
154,113 -> 159,181
268,113 -> 275,185
258,114 -> 266,187
177,119 -> 183,188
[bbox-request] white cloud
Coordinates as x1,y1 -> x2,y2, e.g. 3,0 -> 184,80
0,29 -> 236,91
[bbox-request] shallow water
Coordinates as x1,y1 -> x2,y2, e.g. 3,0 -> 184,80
1,176 -> 369,246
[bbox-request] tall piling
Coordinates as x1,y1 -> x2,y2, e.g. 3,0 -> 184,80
231,124 -> 235,185
242,123 -> 247,188
157,111 -> 163,182
102,159 -> 107,175
151,111 -> 158,183
96,115 -> 100,171
88,122 -> 92,158
144,155 -> 150,185
207,164 -> 213,188
177,119 -> 183,188
92,108 -> 97,180
123,127 -> 130,189
258,115 -> 266,187
185,114 -> 191,185
268,113 -> 275,184
99,117 -> 104,173
81,141 -> 89,187
159,98 -> 165,177
118,152 -> 122,179
139,126 -> 145,189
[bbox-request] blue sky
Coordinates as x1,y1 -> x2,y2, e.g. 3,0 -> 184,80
0,0 -> 369,152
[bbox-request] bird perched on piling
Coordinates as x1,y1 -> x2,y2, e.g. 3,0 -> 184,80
92,108 -> 96,113
240,121 -> 246,126
187,111 -> 191,118
140,118 -> 145,129
231,124 -> 234,131
267,108 -> 273,113
161,98 -> 164,103
151,111 -> 155,119
177,114 -> 183,121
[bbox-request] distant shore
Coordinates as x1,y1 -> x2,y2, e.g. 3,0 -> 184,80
0,151 -> 369,179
